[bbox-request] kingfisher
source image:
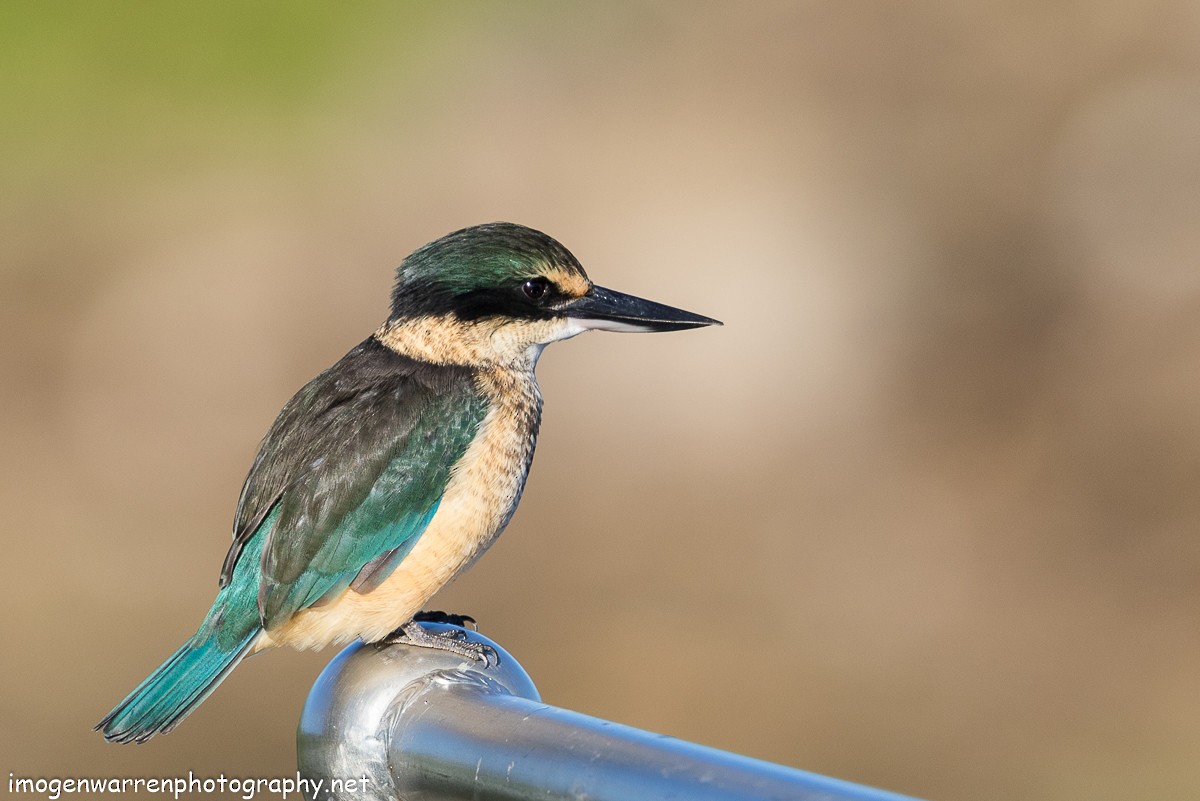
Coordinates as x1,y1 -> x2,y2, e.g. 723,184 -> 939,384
97,222 -> 719,743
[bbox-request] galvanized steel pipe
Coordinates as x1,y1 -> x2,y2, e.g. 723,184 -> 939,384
297,623 -> 922,801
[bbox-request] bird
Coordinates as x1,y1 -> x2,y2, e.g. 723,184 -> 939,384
96,222 -> 719,743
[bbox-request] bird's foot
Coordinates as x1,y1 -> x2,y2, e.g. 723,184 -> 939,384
386,619 -> 499,668
411,610 -> 478,629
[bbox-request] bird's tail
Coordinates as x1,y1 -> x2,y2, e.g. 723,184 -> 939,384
96,622 -> 260,744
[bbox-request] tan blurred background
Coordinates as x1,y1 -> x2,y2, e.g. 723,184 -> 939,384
3,2 -> 1199,799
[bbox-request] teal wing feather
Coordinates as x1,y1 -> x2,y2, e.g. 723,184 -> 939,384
223,338 -> 489,632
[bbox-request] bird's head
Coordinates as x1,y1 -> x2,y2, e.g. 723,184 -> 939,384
376,222 -> 720,367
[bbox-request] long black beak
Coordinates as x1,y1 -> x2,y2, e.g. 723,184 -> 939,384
561,285 -> 721,332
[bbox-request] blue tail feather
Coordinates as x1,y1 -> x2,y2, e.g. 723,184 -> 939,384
96,625 -> 259,744
99,517 -> 271,743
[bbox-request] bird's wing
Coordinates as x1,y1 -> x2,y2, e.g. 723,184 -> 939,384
221,338 -> 489,632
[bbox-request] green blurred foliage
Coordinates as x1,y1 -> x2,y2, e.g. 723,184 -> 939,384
0,2 -> 435,181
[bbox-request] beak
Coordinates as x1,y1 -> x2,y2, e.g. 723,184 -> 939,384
561,285 -> 722,332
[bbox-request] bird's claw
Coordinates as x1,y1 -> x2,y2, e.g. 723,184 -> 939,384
448,639 -> 499,668
385,619 -> 500,668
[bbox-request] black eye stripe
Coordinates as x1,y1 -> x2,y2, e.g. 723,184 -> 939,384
409,276 -> 571,322
450,280 -> 564,322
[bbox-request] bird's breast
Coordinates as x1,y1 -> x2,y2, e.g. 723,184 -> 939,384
261,367 -> 542,651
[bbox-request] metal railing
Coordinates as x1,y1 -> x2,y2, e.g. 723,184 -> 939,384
297,622 -> 924,801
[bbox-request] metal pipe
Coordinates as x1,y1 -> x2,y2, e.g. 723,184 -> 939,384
297,623 -> 923,801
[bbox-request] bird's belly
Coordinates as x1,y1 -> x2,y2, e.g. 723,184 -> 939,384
259,369 -> 539,652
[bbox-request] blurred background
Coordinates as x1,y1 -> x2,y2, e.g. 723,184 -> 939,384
3,2 -> 1199,799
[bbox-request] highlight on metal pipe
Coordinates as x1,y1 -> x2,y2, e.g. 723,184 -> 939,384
297,622 -> 924,801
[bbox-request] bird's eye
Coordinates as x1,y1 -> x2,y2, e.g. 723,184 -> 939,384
522,278 -> 549,300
